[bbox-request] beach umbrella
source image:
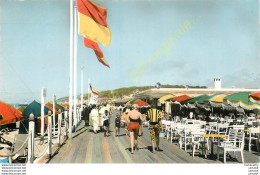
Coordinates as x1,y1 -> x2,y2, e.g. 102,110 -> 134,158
158,94 -> 176,102
188,94 -> 211,104
171,95 -> 191,103
0,101 -> 24,125
210,94 -> 229,103
223,92 -> 260,110
126,98 -> 140,104
249,92 -> 260,103
249,93 -> 260,114
208,94 -> 229,108
133,99 -> 149,107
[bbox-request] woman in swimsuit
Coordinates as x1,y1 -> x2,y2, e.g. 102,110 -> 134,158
127,104 -> 142,154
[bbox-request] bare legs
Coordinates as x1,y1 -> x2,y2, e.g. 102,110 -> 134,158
151,141 -> 160,152
134,133 -> 138,149
115,127 -> 120,137
104,125 -> 109,137
130,131 -> 134,153
130,131 -> 139,154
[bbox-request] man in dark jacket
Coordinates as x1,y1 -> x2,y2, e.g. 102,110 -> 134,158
83,105 -> 91,126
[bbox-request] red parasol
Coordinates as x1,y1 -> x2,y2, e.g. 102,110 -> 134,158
249,92 -> 260,101
133,100 -> 149,107
171,95 -> 191,102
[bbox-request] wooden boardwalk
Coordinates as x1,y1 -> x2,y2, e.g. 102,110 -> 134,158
49,110 -> 259,164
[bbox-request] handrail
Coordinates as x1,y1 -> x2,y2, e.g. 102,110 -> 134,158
0,135 -> 29,157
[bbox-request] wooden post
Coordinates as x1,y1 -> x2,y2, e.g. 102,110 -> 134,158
28,113 -> 35,163
41,87 -> 46,136
80,65 -> 84,118
64,108 -> 68,138
58,109 -> 62,147
47,111 -> 52,159
77,107 -> 79,125
53,94 -> 56,135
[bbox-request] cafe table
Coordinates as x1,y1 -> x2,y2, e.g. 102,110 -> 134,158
200,134 -> 227,159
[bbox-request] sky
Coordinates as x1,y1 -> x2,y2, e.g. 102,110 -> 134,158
0,0 -> 259,104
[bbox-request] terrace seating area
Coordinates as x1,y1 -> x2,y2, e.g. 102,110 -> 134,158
161,116 -> 260,163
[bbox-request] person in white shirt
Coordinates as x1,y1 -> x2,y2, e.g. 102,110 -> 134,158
90,105 -> 99,134
189,112 -> 194,119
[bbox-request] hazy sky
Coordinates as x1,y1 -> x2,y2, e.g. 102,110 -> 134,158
0,0 -> 259,103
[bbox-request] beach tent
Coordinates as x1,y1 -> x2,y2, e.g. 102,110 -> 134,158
45,104 -> 59,115
63,103 -> 70,108
46,102 -> 65,112
56,103 -> 66,111
22,100 -> 47,119
0,101 -> 24,126
20,100 -> 48,134
17,106 -> 26,113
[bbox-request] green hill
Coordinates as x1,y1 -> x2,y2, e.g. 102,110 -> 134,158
56,84 -> 207,102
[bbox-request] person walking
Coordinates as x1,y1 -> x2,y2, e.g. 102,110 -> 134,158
127,104 -> 142,154
115,112 -> 121,137
103,110 -> 110,137
90,105 -> 99,134
83,104 -> 91,127
146,103 -> 163,153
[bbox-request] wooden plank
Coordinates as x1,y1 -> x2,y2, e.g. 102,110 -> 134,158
101,136 -> 113,163
74,130 -> 89,163
119,131 -> 147,163
92,133 -> 103,163
85,130 -> 94,163
108,135 -> 126,163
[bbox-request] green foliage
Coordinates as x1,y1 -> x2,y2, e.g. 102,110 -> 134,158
188,85 -> 208,89
98,86 -> 154,98
58,84 -> 208,101
161,84 -> 186,88
97,85 -> 207,99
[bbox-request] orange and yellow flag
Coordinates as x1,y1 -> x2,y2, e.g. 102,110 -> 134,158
77,0 -> 111,67
90,84 -> 99,95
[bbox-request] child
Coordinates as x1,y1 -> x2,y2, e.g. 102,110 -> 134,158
115,112 -> 121,137
103,110 -> 110,137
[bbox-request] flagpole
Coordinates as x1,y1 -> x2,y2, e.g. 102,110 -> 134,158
88,79 -> 90,106
80,66 -> 84,115
73,6 -> 78,129
69,0 -> 74,139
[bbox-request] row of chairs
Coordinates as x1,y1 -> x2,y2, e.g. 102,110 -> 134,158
161,119 -> 259,163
